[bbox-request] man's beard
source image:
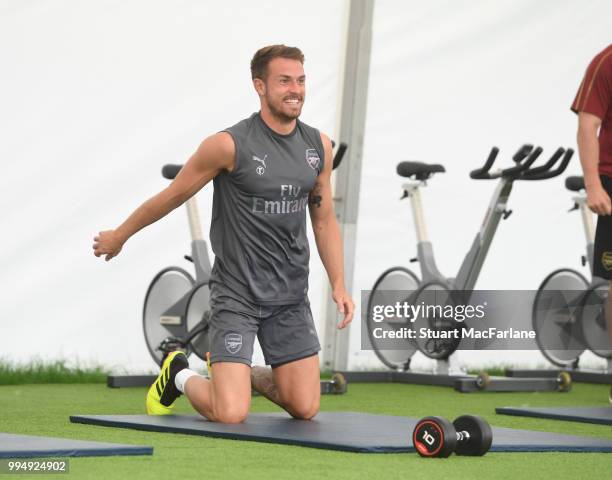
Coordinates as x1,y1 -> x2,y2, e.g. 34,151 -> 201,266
266,94 -> 303,123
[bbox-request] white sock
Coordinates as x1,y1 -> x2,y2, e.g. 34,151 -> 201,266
175,368 -> 199,393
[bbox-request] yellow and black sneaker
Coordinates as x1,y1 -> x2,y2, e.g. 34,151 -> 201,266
146,351 -> 189,415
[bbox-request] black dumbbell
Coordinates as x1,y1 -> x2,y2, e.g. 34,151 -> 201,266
320,372 -> 348,394
412,415 -> 493,457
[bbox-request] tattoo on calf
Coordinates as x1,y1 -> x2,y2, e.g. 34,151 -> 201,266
251,366 -> 281,405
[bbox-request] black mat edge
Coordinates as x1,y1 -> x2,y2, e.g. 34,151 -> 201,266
71,413 -> 612,453
0,446 -> 153,459
69,415 -> 409,453
496,407 -> 612,426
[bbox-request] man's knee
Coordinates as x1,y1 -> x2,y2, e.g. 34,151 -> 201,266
287,398 -> 320,420
213,403 -> 249,424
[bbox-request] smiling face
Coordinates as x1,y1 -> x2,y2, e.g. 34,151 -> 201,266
254,57 -> 306,123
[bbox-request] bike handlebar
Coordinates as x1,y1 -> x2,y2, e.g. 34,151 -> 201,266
499,146 -> 542,177
162,164 -> 182,180
520,148 -> 573,180
520,147 -> 563,176
469,147 -> 499,179
333,142 -> 348,170
469,144 -> 572,181
512,144 -> 534,163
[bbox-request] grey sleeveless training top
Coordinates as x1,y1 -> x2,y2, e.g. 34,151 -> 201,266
209,112 -> 325,305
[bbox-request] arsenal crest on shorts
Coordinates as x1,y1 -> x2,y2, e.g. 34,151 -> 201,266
224,333 -> 243,354
305,148 -> 320,170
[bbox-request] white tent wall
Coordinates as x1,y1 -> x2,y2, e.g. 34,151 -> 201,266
0,0 -> 345,372
349,0 -> 612,371
1,0 -> 610,372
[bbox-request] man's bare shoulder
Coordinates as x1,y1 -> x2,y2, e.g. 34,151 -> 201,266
194,132 -> 236,173
319,131 -> 333,150
318,132 -> 333,174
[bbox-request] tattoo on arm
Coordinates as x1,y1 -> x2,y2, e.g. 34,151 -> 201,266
309,184 -> 323,208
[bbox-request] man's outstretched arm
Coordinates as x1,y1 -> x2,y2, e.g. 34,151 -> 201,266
308,133 -> 354,328
93,132 -> 235,261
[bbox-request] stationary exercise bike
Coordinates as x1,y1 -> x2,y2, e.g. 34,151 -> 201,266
142,142 -> 348,366
531,175 -> 612,370
367,145 -> 573,372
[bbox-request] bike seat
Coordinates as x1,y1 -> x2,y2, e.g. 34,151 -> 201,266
396,161 -> 445,180
162,164 -> 183,180
565,176 -> 584,192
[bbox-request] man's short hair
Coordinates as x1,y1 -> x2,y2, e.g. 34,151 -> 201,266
250,45 -> 304,80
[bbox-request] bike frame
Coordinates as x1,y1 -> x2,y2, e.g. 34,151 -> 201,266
402,177 -> 514,291
184,197 -> 212,285
572,192 -> 597,283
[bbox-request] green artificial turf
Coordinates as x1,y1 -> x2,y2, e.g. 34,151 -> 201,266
1,381 -> 612,479
0,360 -> 108,385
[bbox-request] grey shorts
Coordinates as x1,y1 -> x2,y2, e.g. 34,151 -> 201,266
208,284 -> 321,367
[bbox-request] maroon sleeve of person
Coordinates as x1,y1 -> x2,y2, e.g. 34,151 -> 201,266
571,44 -> 612,176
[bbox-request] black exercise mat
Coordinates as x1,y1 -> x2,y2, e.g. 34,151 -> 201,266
496,406 -> 612,426
0,433 -> 153,458
70,412 -> 612,453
